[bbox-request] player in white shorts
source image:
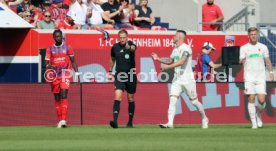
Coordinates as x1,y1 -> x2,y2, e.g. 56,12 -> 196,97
240,27 -> 274,129
152,30 -> 209,129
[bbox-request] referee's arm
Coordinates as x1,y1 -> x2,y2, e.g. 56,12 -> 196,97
109,57 -> 115,72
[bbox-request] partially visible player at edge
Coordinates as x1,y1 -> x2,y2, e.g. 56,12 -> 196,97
239,27 -> 274,129
45,29 -> 80,128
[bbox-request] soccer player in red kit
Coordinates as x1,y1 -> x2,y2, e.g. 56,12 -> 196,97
45,29 -> 79,128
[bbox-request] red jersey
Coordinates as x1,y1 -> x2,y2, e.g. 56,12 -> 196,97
202,3 -> 223,31
56,20 -> 74,29
45,43 -> 74,77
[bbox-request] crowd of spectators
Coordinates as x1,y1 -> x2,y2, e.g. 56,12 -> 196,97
1,0 -> 166,30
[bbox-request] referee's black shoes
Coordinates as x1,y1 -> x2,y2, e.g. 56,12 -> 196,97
126,122 -> 133,128
110,121 -> 118,128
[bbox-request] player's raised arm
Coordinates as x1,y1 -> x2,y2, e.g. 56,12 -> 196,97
151,53 -> 173,65
161,53 -> 188,71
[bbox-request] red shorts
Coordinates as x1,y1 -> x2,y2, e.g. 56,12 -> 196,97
51,77 -> 70,93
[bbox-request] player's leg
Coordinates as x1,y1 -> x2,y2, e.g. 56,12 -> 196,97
59,89 -> 68,128
51,80 -> 63,128
127,93 -> 135,128
54,93 -> 62,122
58,78 -> 70,128
255,82 -> 267,128
160,81 -> 182,128
110,74 -> 125,128
185,81 -> 208,128
247,94 -> 257,128
125,75 -> 137,128
245,82 -> 258,129
110,89 -> 123,128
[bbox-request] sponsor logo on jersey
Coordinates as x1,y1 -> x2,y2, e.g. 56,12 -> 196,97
249,53 -> 261,58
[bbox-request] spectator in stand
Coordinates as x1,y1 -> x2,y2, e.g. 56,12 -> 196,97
7,0 -> 23,6
22,11 -> 37,26
51,0 -> 67,26
16,0 -> 31,14
202,0 -> 224,31
57,10 -> 78,29
70,0 -> 91,29
36,0 -> 53,21
86,0 -> 115,29
120,0 -> 136,29
37,11 -> 56,29
30,0 -> 44,7
101,0 -> 134,29
63,0 -> 71,8
133,0 -> 161,30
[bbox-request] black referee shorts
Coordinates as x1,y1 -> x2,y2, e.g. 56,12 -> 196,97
114,72 -> 137,94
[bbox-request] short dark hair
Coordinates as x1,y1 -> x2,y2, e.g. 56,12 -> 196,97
118,29 -> 128,36
120,0 -> 129,4
176,30 -> 186,36
247,27 -> 258,33
53,29 -> 62,36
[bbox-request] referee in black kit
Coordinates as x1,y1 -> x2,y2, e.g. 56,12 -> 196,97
109,29 -> 137,128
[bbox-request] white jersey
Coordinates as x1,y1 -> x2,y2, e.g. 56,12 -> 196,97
170,43 -> 194,80
240,42 -> 269,82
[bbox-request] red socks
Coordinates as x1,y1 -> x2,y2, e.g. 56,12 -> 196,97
55,101 -> 62,121
61,99 -> 68,120
55,99 -> 68,121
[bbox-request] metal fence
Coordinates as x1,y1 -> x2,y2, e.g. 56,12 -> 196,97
257,23 -> 276,68
199,7 -> 249,32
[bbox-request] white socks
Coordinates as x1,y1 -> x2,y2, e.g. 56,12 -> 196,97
191,99 -> 207,120
248,102 -> 257,127
168,96 -> 178,126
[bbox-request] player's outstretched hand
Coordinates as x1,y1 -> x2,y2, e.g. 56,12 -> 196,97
108,71 -> 114,82
239,58 -> 246,64
76,75 -> 80,84
269,72 -> 274,81
161,64 -> 169,71
74,72 -> 81,84
152,53 -> 159,61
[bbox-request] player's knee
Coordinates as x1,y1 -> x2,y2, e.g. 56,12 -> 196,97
60,90 -> 68,99
127,95 -> 135,101
169,96 -> 178,104
190,97 -> 198,101
61,94 -> 67,99
54,94 -> 61,101
248,95 -> 255,102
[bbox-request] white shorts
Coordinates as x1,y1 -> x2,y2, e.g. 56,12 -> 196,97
244,81 -> 266,95
170,78 -> 197,99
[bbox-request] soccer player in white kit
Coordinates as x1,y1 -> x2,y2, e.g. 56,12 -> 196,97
240,27 -> 274,129
152,30 -> 209,128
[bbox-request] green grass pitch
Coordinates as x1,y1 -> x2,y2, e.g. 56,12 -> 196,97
0,124 -> 276,151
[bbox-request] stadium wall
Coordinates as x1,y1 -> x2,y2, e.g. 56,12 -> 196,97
0,29 -> 38,82
0,29 -> 249,82
0,83 -> 275,126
